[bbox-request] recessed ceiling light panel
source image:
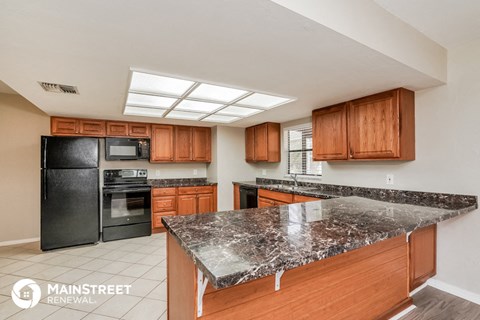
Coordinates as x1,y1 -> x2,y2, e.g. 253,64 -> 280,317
166,110 -> 206,120
188,83 -> 248,103
217,106 -> 263,117
202,114 -> 240,123
127,93 -> 177,108
130,72 -> 194,96
123,70 -> 295,123
175,100 -> 223,113
236,93 -> 292,109
124,106 -> 167,118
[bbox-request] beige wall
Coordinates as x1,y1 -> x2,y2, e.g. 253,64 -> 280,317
0,93 -> 50,243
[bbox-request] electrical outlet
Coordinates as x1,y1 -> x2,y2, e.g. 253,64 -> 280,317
155,169 -> 161,177
386,174 -> 394,185
262,169 -> 267,176
193,169 -> 198,176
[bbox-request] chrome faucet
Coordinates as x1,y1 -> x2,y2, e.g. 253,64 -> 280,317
290,173 -> 299,187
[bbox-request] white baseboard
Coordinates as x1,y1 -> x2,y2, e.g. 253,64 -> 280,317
427,278 -> 480,306
0,237 -> 39,247
409,282 -> 428,297
389,305 -> 416,320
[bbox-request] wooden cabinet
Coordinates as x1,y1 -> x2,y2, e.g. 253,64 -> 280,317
175,126 -> 193,161
312,103 -> 348,160
245,122 -> 280,162
151,125 -> 175,162
106,121 -> 151,137
245,127 -> 255,162
192,127 -> 211,162
152,186 -> 217,230
177,186 -> 217,215
258,189 -> 293,207
51,117 -> 79,135
77,119 -> 106,136
128,123 -> 150,137
174,126 -> 211,162
106,121 -> 128,136
233,184 -> 240,210
409,224 -> 436,290
177,194 -> 197,215
312,88 -> 415,161
293,194 -> 320,203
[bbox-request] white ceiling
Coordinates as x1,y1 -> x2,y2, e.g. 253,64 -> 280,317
0,0 -> 443,127
375,0 -> 480,49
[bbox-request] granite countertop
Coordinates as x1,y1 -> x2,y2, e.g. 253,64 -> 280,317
163,196 -> 476,289
149,178 -> 217,188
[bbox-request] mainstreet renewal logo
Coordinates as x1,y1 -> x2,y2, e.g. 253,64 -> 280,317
11,279 -> 41,309
12,278 -> 131,308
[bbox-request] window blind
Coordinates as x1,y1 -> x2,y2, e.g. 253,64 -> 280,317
285,123 -> 322,176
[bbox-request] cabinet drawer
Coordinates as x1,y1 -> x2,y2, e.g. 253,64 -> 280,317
153,196 -> 176,213
152,187 -> 176,197
293,195 -> 320,203
258,189 -> 293,203
178,186 -> 214,195
153,211 -> 175,228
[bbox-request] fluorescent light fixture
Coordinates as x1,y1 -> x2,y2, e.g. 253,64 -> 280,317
124,106 -> 167,117
236,93 -> 291,109
175,100 -> 223,113
202,114 -> 240,123
217,106 -> 263,117
130,72 -> 194,96
166,110 -> 206,120
189,83 -> 248,103
123,70 -> 296,123
127,93 -> 177,108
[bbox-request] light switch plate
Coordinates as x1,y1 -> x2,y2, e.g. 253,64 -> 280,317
193,169 -> 198,176
155,169 -> 161,177
386,174 -> 394,185
262,169 -> 267,176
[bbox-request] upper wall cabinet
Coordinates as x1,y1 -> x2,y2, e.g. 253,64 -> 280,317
51,117 -> 106,137
152,124 -> 211,163
312,88 -> 415,161
106,121 -> 151,138
245,122 -> 280,163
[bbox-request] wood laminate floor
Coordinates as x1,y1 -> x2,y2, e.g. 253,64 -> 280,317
401,286 -> 480,320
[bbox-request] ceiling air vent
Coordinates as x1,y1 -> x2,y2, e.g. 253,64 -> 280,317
39,82 -> 79,94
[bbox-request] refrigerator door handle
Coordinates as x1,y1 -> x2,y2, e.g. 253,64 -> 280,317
43,170 -> 47,200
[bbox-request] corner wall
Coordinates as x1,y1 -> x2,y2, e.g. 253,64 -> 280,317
0,94 -> 50,243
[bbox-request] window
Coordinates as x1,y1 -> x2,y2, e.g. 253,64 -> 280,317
286,124 -> 322,176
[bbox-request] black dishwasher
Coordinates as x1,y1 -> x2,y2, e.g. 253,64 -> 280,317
240,186 -> 258,209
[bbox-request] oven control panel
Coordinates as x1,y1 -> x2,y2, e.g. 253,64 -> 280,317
104,169 -> 148,184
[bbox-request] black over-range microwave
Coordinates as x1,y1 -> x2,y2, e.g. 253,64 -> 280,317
105,138 -> 150,161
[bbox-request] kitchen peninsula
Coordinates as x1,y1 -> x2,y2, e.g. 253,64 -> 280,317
162,191 -> 477,320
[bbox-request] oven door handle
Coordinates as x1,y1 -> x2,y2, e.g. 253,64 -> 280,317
103,187 -> 151,194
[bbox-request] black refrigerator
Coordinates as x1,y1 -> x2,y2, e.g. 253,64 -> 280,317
41,136 -> 100,251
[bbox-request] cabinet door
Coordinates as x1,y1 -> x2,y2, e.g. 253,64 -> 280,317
153,211 -> 175,228
51,117 -> 79,135
258,197 -> 275,208
409,224 -> 436,290
254,124 -> 268,161
245,126 -> 255,162
151,125 -> 174,162
177,195 -> 197,215
312,103 -> 348,160
79,119 -> 106,136
192,127 -> 211,162
175,126 -> 193,161
197,193 -> 214,214
153,196 -> 176,213
106,121 -> 128,137
129,123 -> 151,137
348,90 -> 400,159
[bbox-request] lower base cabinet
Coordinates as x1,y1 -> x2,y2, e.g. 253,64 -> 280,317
152,185 -> 217,231
257,189 -> 322,208
409,224 -> 437,290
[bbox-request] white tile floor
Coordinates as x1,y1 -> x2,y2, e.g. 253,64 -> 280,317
0,233 -> 167,320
